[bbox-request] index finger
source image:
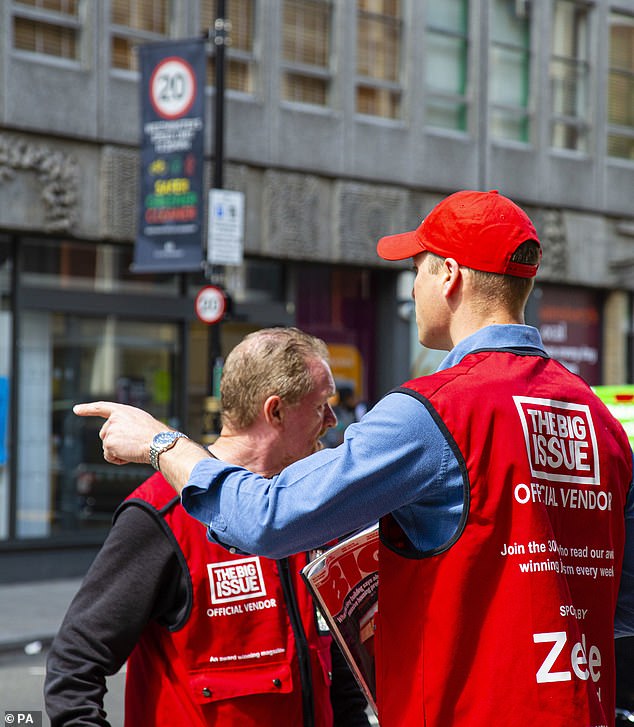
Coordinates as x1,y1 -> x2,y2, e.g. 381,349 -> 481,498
73,401 -> 117,419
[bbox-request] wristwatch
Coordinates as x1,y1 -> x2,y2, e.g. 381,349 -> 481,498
149,431 -> 188,471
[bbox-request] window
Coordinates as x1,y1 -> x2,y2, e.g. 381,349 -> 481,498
12,0 -> 81,61
356,0 -> 402,119
9,238 -> 183,539
201,0 -> 256,94
17,312 -> 180,537
490,0 -> 532,143
282,0 -> 332,106
0,237 -> 12,542
607,12 -> 634,160
550,0 -> 590,152
110,0 -> 170,71
20,239 -> 179,294
424,0 -> 469,132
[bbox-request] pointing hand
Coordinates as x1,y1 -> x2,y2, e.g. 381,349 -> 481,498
74,401 -> 166,466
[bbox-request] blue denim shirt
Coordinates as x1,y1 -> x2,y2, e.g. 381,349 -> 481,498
182,324 -> 634,636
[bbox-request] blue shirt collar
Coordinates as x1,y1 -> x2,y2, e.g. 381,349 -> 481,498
437,324 -> 546,371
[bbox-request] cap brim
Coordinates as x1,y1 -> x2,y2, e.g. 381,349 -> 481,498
376,230 -> 423,261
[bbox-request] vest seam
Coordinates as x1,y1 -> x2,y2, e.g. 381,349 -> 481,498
379,387 -> 470,560
467,346 -> 549,359
116,494 -> 194,632
277,557 -> 315,727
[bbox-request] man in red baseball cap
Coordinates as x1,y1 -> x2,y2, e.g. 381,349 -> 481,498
74,189 -> 634,727
377,188 -> 540,276
377,189 -> 542,351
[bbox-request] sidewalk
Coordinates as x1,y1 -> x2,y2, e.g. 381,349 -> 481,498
0,578 -> 82,654
0,577 -> 380,725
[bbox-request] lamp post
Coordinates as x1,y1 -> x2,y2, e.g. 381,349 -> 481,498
213,0 -> 228,192
203,0 -> 230,439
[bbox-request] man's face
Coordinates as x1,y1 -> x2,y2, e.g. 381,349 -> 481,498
412,252 -> 449,350
281,357 -> 337,464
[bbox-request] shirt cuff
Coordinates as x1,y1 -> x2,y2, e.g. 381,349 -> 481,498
181,459 -> 230,532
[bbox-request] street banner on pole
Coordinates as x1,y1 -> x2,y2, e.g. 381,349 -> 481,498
134,38 -> 206,272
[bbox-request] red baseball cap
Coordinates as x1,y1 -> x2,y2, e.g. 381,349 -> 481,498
377,189 -> 541,278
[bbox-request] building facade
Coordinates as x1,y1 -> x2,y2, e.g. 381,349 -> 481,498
0,0 -> 633,578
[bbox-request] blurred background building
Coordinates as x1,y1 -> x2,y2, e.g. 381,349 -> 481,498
0,0 -> 632,580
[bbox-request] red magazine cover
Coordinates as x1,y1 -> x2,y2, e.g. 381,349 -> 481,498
302,524 -> 379,715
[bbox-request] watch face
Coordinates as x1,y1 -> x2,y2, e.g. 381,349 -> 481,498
153,431 -> 179,448
150,431 -> 185,470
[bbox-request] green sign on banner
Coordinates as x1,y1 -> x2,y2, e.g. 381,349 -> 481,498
593,385 -> 634,445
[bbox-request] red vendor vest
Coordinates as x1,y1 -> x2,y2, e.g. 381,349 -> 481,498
117,473 -> 333,727
376,350 -> 632,727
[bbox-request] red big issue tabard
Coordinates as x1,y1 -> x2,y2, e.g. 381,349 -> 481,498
376,350 -> 631,727
120,474 -> 333,727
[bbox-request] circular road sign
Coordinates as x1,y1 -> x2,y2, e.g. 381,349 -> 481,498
149,56 -> 197,120
195,285 -> 226,325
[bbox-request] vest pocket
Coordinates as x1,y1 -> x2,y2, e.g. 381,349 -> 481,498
189,662 -> 294,704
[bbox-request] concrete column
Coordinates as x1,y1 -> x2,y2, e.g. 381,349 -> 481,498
602,290 -> 629,385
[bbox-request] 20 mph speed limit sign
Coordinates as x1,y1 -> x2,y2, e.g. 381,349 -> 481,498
195,285 -> 226,325
150,56 -> 197,119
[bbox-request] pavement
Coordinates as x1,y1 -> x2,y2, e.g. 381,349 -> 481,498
0,578 -> 379,725
0,578 -> 83,654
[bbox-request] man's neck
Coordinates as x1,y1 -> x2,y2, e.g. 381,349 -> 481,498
448,311 -> 525,350
209,426 -> 281,478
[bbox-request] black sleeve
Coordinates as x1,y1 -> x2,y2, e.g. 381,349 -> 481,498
616,635 -> 634,710
329,640 -> 371,727
44,505 -> 187,727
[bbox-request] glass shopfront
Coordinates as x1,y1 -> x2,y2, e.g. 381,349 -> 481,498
0,236 -> 186,544
0,236 -> 12,541
17,312 -> 180,538
0,239 -> 298,556
0,238 -> 384,578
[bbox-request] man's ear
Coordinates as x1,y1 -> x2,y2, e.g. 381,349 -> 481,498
442,257 -> 462,298
263,395 -> 284,427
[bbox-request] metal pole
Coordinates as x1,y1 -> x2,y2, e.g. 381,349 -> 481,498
204,0 -> 228,433
213,0 -> 227,191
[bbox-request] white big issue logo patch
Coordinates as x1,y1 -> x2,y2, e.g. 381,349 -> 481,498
514,397 -> 600,485
207,556 -> 267,604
